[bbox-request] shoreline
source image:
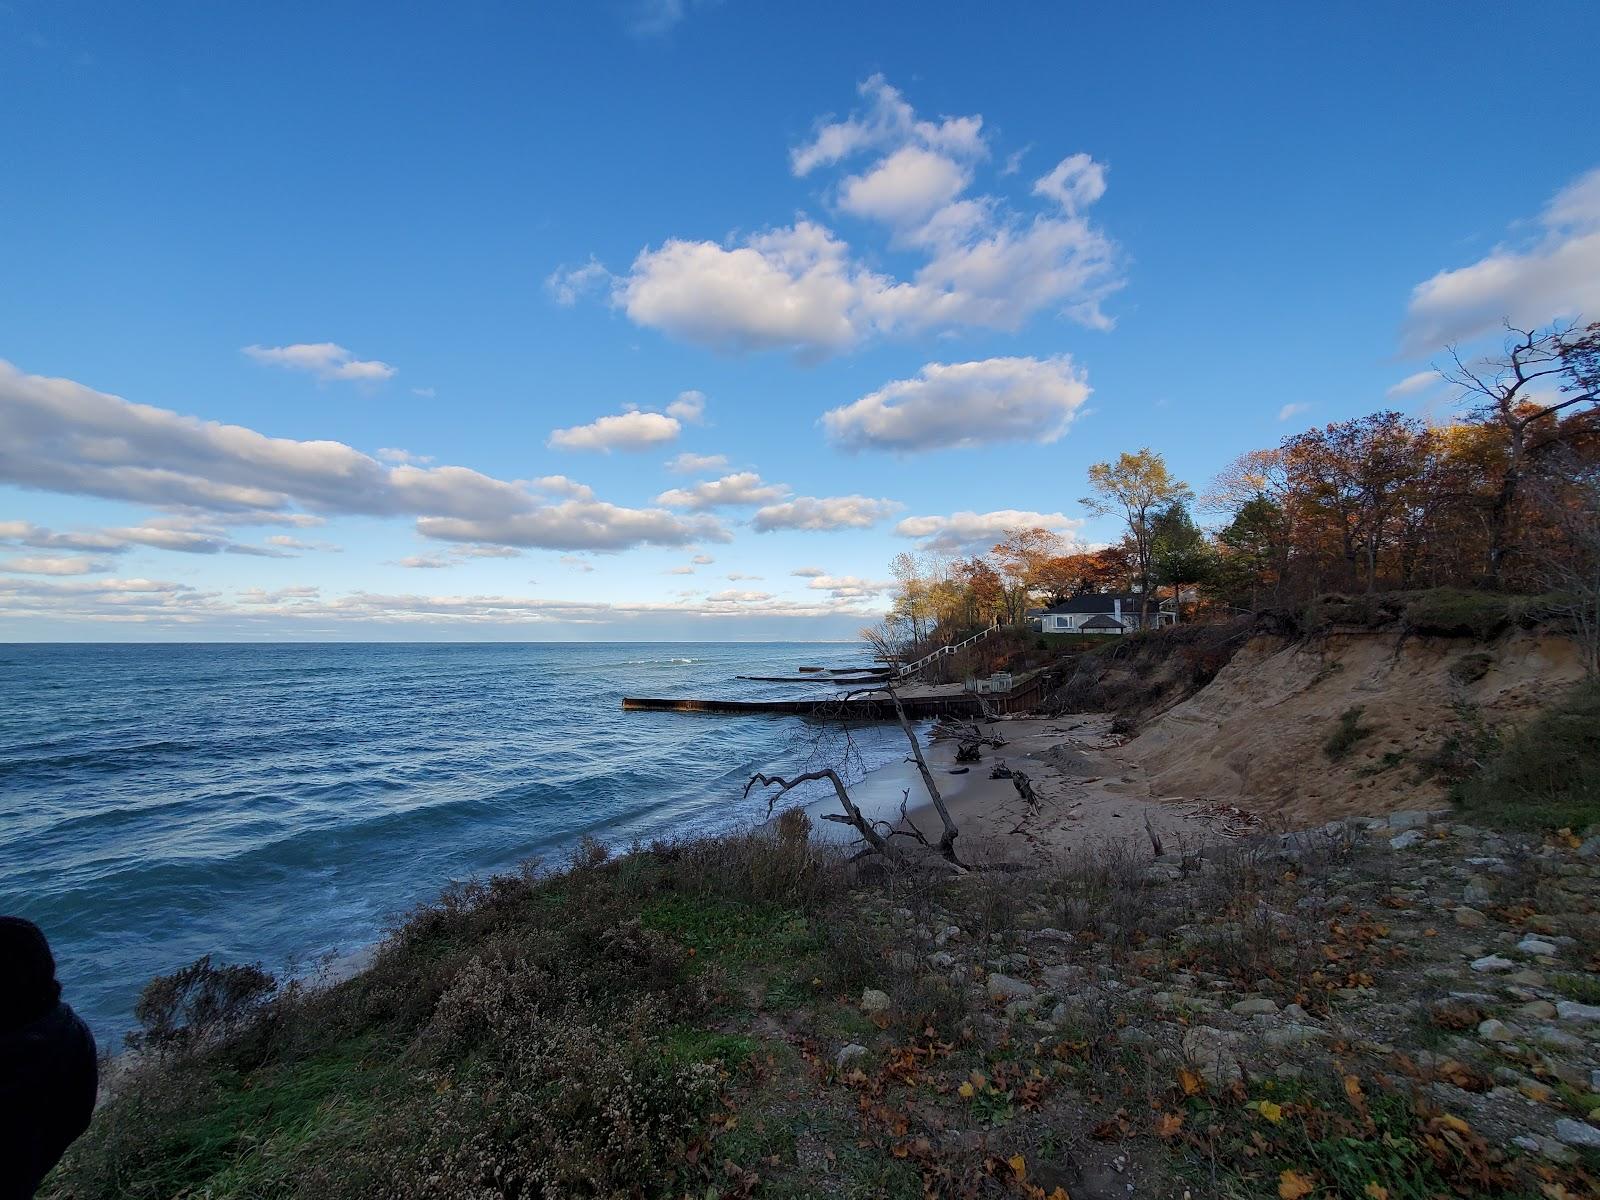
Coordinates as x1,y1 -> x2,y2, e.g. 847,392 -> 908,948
847,713 -> 1249,865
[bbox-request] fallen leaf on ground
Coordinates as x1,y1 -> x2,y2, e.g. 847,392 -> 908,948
1279,1169 -> 1315,1199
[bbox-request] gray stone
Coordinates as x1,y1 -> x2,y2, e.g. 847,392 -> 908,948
1388,810 -> 1431,830
927,951 -> 955,970
1005,998 -> 1038,1019
1264,1024 -> 1327,1049
1389,830 -> 1425,850
1470,954 -> 1516,973
1181,1026 -> 1244,1088
1532,1026 -> 1586,1053
1515,1000 -> 1557,1020
859,988 -> 891,1014
1556,1000 -> 1600,1023
1578,836 -> 1600,860
1592,1068 -> 1600,1092
1476,1018 -> 1517,1042
1040,963 -> 1086,990
1453,906 -> 1488,928
1554,1119 -> 1600,1150
986,973 -> 1036,1002
1231,997 -> 1279,1016
1506,968 -> 1547,987
835,1043 -> 867,1069
1517,936 -> 1558,956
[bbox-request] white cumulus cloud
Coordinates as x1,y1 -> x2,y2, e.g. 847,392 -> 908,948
0,361 -> 722,553
584,77 -> 1120,360
243,343 -> 396,383
894,509 -> 1086,555
752,495 -> 900,532
1402,166 -> 1600,354
655,472 -> 790,510
824,356 -> 1090,453
548,409 -> 683,452
666,452 -> 729,475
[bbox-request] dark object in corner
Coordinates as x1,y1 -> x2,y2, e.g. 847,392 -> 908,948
0,916 -> 98,1200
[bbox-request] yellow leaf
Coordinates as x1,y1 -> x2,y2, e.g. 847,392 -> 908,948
1365,1184 -> 1389,1200
1156,1112 -> 1185,1139
1343,1075 -> 1364,1103
1047,1190 -> 1071,1200
1256,1100 -> 1284,1123
1437,1113 -> 1471,1135
1178,1067 -> 1203,1096
1008,1153 -> 1027,1181
1279,1169 -> 1315,1199
958,1081 -> 975,1099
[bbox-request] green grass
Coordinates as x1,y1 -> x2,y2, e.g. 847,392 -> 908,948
640,895 -> 815,966
664,1029 -> 759,1071
51,1034 -> 397,1200
1454,680 -> 1600,831
1552,972 -> 1600,1005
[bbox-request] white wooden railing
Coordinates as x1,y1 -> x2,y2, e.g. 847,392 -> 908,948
895,623 -> 1002,679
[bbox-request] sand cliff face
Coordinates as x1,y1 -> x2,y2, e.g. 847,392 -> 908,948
1127,629 -> 1585,824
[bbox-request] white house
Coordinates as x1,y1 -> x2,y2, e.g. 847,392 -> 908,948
1031,592 -> 1176,634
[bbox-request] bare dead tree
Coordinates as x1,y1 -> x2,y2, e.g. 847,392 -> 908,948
859,622 -> 964,864
1440,320 -> 1600,585
745,770 -> 896,859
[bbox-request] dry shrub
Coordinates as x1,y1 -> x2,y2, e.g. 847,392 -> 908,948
126,955 -> 278,1055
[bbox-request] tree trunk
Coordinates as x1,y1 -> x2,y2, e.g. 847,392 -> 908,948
884,685 -> 962,864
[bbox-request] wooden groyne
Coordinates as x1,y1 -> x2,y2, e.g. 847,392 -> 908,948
622,675 -> 1048,720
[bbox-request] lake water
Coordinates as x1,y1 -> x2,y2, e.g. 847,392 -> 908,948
0,642 -> 906,1043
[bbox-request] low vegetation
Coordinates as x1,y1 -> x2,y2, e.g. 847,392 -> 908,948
48,802 -> 1600,1200
1455,680 -> 1600,831
1324,706 -> 1375,760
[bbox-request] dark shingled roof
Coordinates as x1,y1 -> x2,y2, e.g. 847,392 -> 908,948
1079,614 -> 1126,630
1041,592 -> 1146,615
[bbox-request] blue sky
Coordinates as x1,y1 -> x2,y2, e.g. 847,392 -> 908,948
2,1 -> 1597,640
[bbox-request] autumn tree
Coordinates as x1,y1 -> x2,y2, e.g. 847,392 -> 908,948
1279,412 -> 1424,593
1442,321 -> 1600,585
952,556 -> 1005,627
990,527 -> 1064,624
1082,449 -> 1192,622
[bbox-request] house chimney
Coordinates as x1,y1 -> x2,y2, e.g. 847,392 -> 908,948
1113,597 -> 1122,625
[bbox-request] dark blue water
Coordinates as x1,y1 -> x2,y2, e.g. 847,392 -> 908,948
0,642 -> 902,1043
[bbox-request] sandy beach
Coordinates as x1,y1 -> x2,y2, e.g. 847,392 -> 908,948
844,713 -> 1255,866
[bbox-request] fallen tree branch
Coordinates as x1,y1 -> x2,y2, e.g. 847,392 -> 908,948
746,770 -> 896,860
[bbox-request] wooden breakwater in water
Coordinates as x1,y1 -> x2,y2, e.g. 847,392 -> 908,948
622,675 -> 1048,720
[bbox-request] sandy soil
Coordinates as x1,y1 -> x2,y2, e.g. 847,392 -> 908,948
849,714 -> 1251,867
1129,630 -> 1583,824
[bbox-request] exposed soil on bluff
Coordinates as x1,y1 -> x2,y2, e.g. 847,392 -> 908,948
1128,630 -> 1586,826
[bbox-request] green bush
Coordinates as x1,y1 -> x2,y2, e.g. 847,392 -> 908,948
45,829 -> 854,1199
1401,589 -> 1517,638
1455,680 -> 1600,831
1323,705 -> 1373,760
